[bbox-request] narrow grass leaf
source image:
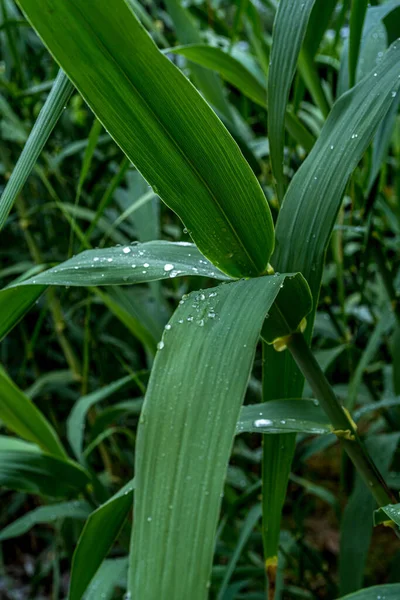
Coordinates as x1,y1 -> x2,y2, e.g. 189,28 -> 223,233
69,479 -> 134,600
268,0 -> 316,202
349,0 -> 368,89
237,399 -> 331,435
217,504 -> 262,600
262,43 -> 400,567
0,500 -> 91,541
129,273 -> 311,599
0,367 -> 67,459
83,557 -> 128,600
67,375 -> 133,463
168,44 -> 267,107
0,436 -> 90,497
0,69 -> 73,229
164,0 -> 233,122
18,0 -> 274,278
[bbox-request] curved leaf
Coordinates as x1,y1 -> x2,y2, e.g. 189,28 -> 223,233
0,367 -> 67,459
128,273 -> 311,599
69,479 -> 134,600
17,0 -> 275,278
67,376 -> 134,463
268,0 -> 316,202
0,242 -> 229,343
0,69 -> 73,229
0,436 -> 90,498
0,500 -> 91,541
237,399 -> 331,435
337,585 -> 400,600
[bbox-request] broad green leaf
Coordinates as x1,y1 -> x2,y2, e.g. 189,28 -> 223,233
83,557 -> 128,600
337,585 -> 400,600
67,375 -> 133,463
268,0 -> 316,202
262,42 -> 400,565
0,436 -> 90,497
12,242 -> 230,288
69,479 -> 134,600
0,69 -> 73,229
237,399 -> 331,435
0,367 -> 67,459
0,242 -> 229,344
168,44 -> 267,107
18,0 -> 275,279
0,500 -> 91,541
128,273 -> 311,599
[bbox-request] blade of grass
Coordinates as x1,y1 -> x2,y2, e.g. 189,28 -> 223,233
0,69 -> 73,229
69,479 -> 134,600
0,367 -> 67,459
268,0 -> 316,203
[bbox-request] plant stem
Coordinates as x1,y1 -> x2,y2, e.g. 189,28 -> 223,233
287,332 -> 395,508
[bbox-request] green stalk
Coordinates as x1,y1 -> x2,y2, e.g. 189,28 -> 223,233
287,332 -> 395,508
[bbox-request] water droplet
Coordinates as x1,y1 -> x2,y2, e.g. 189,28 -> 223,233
157,341 -> 164,350
147,516 -> 152,522
107,258 -> 113,262
164,263 -> 174,272
254,419 -> 273,427
93,257 -> 100,262
143,263 -> 150,267
123,247 -> 131,254
165,324 -> 172,330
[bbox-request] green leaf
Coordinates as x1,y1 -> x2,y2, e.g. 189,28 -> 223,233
0,241 -> 229,344
236,399 -> 332,435
268,0 -> 316,202
337,585 -> 400,600
217,504 -> 262,600
0,500 -> 91,541
0,367 -> 67,459
163,0 -> 233,122
168,44 -> 267,107
67,375 -> 133,463
346,309 -> 395,411
0,283 -> 45,342
69,479 -> 134,600
349,0 -> 368,89
128,273 -> 311,599
13,242 -> 230,288
0,436 -> 90,497
17,0 -> 275,278
339,434 -> 400,596
273,42 -> 400,328
374,502 -> 400,527
261,41 -> 400,566
0,69 -> 73,229
83,557 -> 128,600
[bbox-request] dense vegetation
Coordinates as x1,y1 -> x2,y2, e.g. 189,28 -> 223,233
1,0 -> 400,599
